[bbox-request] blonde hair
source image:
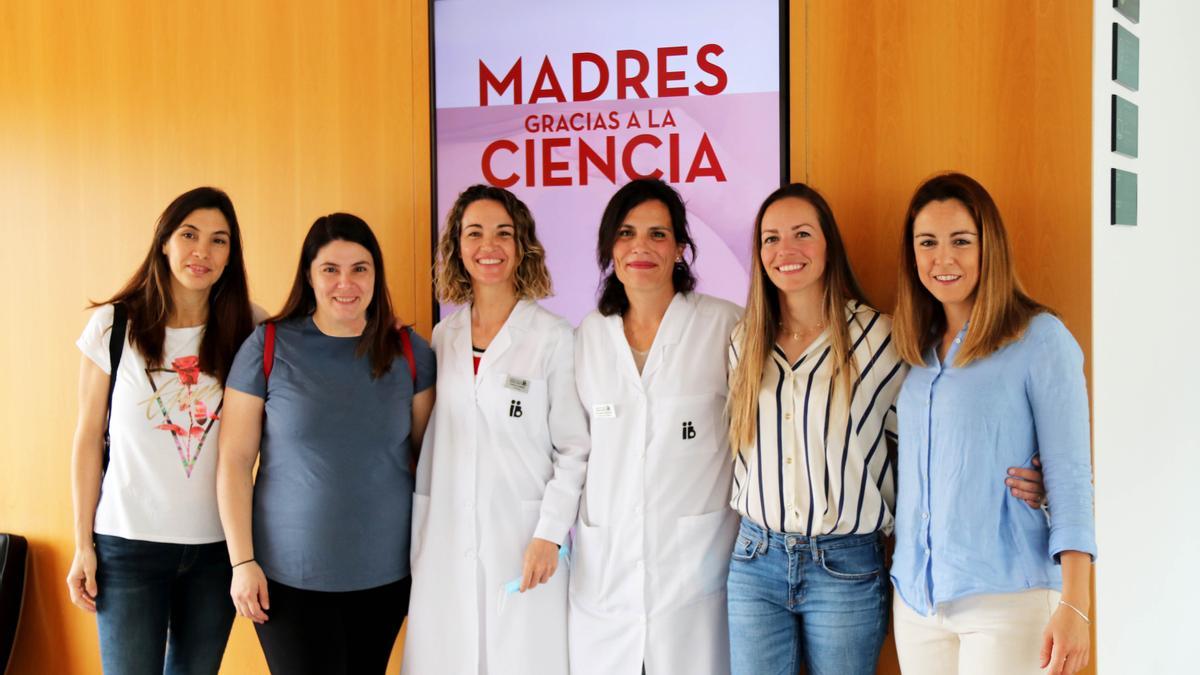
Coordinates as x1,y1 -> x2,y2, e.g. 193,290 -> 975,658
893,172 -> 1051,366
435,184 -> 553,304
727,184 -> 871,452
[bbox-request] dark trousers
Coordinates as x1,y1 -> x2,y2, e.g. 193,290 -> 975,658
254,576 -> 411,675
94,534 -> 234,675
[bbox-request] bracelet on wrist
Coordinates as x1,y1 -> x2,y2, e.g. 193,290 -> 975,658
232,558 -> 256,569
1058,599 -> 1090,624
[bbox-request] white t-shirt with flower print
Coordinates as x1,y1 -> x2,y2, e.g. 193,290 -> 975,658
77,304 -> 226,544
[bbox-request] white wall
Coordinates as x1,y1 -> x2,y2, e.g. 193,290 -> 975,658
1092,1 -> 1200,673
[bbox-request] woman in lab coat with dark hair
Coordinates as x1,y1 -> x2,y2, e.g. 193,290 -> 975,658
570,178 -> 741,675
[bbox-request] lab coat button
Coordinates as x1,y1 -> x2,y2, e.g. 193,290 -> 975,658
465,501 -> 475,510
464,548 -> 475,558
921,512 -> 929,520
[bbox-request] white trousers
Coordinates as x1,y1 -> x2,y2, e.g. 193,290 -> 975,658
893,589 -> 1060,675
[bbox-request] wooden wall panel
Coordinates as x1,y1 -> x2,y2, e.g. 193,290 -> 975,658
803,0 -> 1092,349
0,1 -> 430,672
799,2 -> 1093,673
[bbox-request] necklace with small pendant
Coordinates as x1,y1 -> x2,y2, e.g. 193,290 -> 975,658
779,320 -> 823,342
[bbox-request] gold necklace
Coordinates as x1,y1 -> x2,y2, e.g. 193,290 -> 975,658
779,320 -> 823,342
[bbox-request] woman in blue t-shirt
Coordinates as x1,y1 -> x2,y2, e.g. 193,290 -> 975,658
890,173 -> 1095,675
217,213 -> 435,675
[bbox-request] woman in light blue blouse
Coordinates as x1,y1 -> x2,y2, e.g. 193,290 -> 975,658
890,173 -> 1096,675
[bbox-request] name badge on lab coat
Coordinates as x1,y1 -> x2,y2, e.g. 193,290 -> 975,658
592,403 -> 616,419
505,375 -> 529,393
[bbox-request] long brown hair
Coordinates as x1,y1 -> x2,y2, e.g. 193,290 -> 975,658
727,184 -> 870,451
272,213 -> 401,379
435,184 -> 553,304
93,187 -> 253,384
893,172 -> 1051,366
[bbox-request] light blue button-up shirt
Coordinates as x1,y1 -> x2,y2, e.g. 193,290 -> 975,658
891,313 -> 1097,616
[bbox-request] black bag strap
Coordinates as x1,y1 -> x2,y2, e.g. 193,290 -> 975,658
102,303 -> 128,473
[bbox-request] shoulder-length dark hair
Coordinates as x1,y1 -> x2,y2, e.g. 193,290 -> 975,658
271,213 -> 401,379
93,186 -> 253,384
435,184 -> 553,304
596,179 -> 697,316
893,172 -> 1051,366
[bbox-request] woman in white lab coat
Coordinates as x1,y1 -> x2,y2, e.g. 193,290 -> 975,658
570,178 -> 742,675
403,184 -> 590,675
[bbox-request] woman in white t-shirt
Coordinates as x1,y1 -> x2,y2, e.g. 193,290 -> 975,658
67,187 -> 256,675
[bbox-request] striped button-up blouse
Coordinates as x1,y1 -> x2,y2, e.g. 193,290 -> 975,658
730,302 -> 907,536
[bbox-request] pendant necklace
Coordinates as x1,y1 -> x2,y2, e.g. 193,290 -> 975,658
779,319 -> 823,342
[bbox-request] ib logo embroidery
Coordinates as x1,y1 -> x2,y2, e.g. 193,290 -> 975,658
682,421 -> 695,440
509,400 -> 524,418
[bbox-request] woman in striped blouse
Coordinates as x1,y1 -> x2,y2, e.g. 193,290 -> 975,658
724,183 -> 1045,675
725,183 -> 902,675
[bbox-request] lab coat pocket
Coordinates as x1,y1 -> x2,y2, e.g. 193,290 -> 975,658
410,493 -> 432,570
491,374 -> 551,448
569,517 -> 607,607
660,392 -> 725,457
587,409 -> 621,464
662,507 -> 738,607
521,498 -> 543,539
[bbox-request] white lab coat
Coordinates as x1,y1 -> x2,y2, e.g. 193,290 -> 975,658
403,300 -> 590,675
569,292 -> 741,675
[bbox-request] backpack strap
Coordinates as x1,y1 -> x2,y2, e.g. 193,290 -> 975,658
262,322 -> 276,383
102,303 -> 128,474
399,326 -> 417,385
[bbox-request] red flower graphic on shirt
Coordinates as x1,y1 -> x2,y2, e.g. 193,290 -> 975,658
194,400 -> 211,425
147,355 -> 220,478
172,356 -> 201,386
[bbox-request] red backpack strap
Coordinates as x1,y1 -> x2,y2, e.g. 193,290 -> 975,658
263,322 -> 276,382
399,326 -> 417,385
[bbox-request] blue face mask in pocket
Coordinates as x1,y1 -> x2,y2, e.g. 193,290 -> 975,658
497,543 -> 571,614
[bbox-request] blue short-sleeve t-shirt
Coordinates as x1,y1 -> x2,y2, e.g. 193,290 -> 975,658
227,316 -> 435,592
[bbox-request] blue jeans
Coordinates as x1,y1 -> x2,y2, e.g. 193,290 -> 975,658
727,518 -> 888,675
94,534 -> 234,675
